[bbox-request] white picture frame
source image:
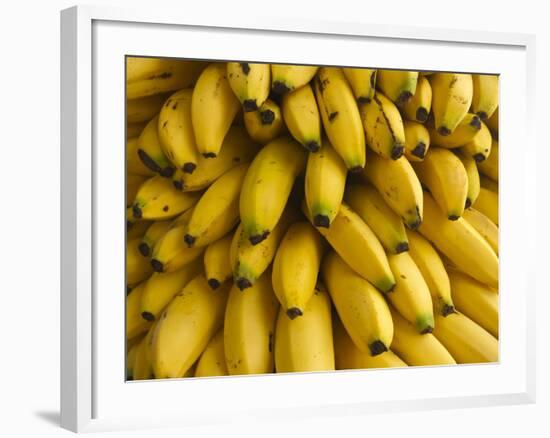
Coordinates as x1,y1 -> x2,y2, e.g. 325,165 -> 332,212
60,4 -> 537,433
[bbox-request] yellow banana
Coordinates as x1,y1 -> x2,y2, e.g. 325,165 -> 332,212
126,282 -> 153,340
239,136 -> 306,244
473,187 -> 498,225
204,234 -> 233,290
433,312 -> 498,363
127,238 -> 153,285
376,70 -> 418,105
224,271 -> 279,375
313,67 -> 366,171
471,74 -> 499,120
133,330 -> 155,380
194,329 -> 228,377
477,139 -> 499,181
138,220 -> 171,257
126,218 -> 151,240
227,62 -> 270,112
480,175 -> 498,193
127,57 -> 182,83
455,150 -> 480,208
271,64 -> 318,94
126,340 -> 141,380
405,229 -> 455,316
281,84 -> 321,152
486,107 -> 499,137
272,222 -> 324,318
418,193 -> 498,288
184,163 -> 248,248
322,251 -> 393,355
127,137 -> 155,177
412,148 -> 469,220
401,75 -> 432,123
403,120 -> 430,161
342,68 -> 377,103
127,174 -> 148,207
428,113 -> 481,149
137,116 -> 175,177
274,283 -> 335,372
362,151 -> 423,229
345,184 -> 409,254
243,99 -> 285,144
127,92 -> 169,123
360,92 -> 406,160
304,139 -> 347,228
460,121 -> 493,162
127,121 -> 147,138
429,73 -> 473,135
386,252 -> 435,333
463,208 -> 498,254
191,63 -> 241,157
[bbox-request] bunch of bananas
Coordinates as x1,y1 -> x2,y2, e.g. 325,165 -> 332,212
125,58 -> 499,380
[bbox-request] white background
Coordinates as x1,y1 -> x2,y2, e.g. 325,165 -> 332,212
0,0 -> 546,437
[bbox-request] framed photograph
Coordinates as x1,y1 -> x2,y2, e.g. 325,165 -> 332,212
61,4 -> 536,433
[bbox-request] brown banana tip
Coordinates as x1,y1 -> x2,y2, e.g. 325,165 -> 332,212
348,165 -> 363,174
395,242 -> 409,253
182,162 -> 196,174
150,259 -> 164,273
173,180 -> 184,190
260,109 -> 275,125
448,214 -> 460,221
396,91 -> 413,106
160,166 -> 175,178
441,304 -> 456,317
408,217 -> 422,230
369,340 -> 388,356
243,99 -> 258,112
138,242 -> 150,257
202,152 -> 217,159
305,141 -> 320,153
207,278 -> 221,290
416,107 -> 429,123
477,111 -> 488,120
286,307 -> 303,320
236,277 -> 252,290
132,204 -> 142,219
272,81 -> 290,95
465,198 -> 472,209
437,126 -> 451,136
313,214 -> 330,228
141,311 -> 155,322
357,96 -> 371,104
411,142 -> 426,159
239,62 -> 251,75
420,326 -> 434,334
470,115 -> 482,129
386,282 -> 396,293
249,231 -> 269,245
391,144 -> 405,160
183,234 -> 196,248
137,149 -> 162,174
126,285 -> 132,295
473,153 -> 486,163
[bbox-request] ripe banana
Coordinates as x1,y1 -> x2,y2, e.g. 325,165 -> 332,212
412,148 -> 469,220
204,234 -> 233,290
345,184 -> 409,254
137,116 -> 176,177
313,67 -> 366,171
184,163 -> 248,248
477,139 -> 499,181
376,70 -> 418,105
194,329 -> 228,377
271,64 -> 318,94
126,282 -> 153,339
127,137 -> 155,177
272,222 -> 324,318
139,220 -> 171,257
480,175 -> 498,193
360,92 -> 406,160
126,219 -> 151,240
471,74 -> 499,120
342,68 -> 377,103
428,113 -> 481,149
486,107 -> 499,137
127,238 -> 153,285
455,150 -> 480,208
473,187 -> 498,225
304,139 -> 347,228
133,329 -> 154,380
362,151 -> 423,229
127,92 -> 169,123
127,174 -> 148,207
239,136 -> 306,245
151,274 -> 230,378
275,283 -> 335,372
127,57 -> 183,83
401,75 -> 432,123
281,84 -> 321,152
461,121 -> 493,162
403,120 -> 430,161
433,312 -> 498,363
322,251 -> 393,355
227,62 -> 270,112
127,121 -> 147,138
418,193 -> 498,288
126,340 -> 140,380
191,63 -> 241,157
463,208 -> 498,254
429,73 -> 473,135
405,229 -> 455,316
224,270 -> 279,375
243,99 -> 285,144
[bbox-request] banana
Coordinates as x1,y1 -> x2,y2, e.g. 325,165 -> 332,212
157,88 -> 199,174
342,68 -> 377,103
471,74 -> 499,120
463,208 -> 498,254
138,220 -> 171,257
322,251 -> 393,355
473,187 -> 498,225
376,70 -> 418,105
304,139 -> 347,228
131,175 -> 201,220
127,57 -> 180,83
455,150 -> 480,208
140,257 -> 203,321
272,222 -> 324,318
126,340 -> 140,379
151,274 -> 230,378
274,283 -> 335,372
230,207 -> 297,290
345,184 -> 409,254
418,193 -> 498,288
271,64 -> 318,94
281,84 -> 321,152
224,270 -> 279,375
243,99 -> 285,144
405,229 -> 455,316
137,116 -> 176,177
448,269 -> 499,338
127,137 -> 155,177
362,151 -> 423,229
194,329 -> 228,377
126,219 -> 151,240
386,252 -> 435,333
412,148 -> 469,220
401,75 -> 432,123
313,67 -> 366,171
428,113 -> 482,149
433,312 -> 498,363
477,139 -> 499,181
486,107 -> 499,137
127,238 -> 153,285
184,163 -> 248,248
480,175 -> 498,193
461,121 -> 493,162
389,306 -> 456,366
204,234 -> 234,290
239,136 -> 306,245
360,92 -> 406,160
403,120 -> 430,161
127,121 -> 147,138
191,63 -> 241,157
333,316 -> 407,369
172,126 -> 258,191
429,73 -> 473,135
126,282 -> 153,340
127,92 -> 169,123
127,174 -> 148,207
133,331 -> 155,380
227,62 -> 270,112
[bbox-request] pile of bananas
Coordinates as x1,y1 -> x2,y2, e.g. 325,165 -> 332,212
126,57 -> 499,380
